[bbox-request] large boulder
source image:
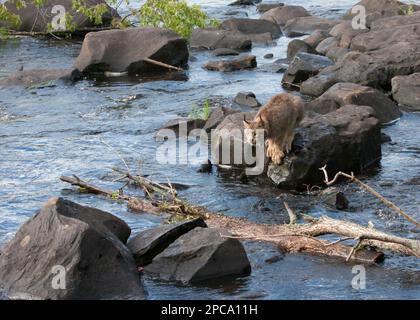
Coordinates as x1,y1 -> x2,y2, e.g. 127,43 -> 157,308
220,18 -> 282,39
268,105 -> 382,189
203,55 -> 257,72
0,69 -> 81,87
391,73 -> 420,111
2,0 -> 119,32
342,0 -> 420,26
73,27 -> 189,75
304,29 -> 330,48
283,16 -> 340,37
282,52 -> 334,86
261,5 -> 310,26
0,198 -> 145,300
145,227 -> 251,283
328,21 -> 369,49
128,218 -> 207,267
287,39 -> 317,60
306,82 -> 401,124
190,28 -> 252,50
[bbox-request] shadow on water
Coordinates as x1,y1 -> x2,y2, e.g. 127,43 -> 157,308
0,0 -> 419,300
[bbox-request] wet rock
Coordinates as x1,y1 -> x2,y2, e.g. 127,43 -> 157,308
197,160 -> 213,173
342,0 -> 420,26
74,28 -> 189,76
128,218 -> 208,267
212,48 -> 240,57
157,118 -> 207,139
283,16 -> 340,37
282,52 -> 333,86
203,55 -> 257,72
261,5 -> 311,26
320,188 -> 349,210
257,3 -> 284,13
145,227 -> 251,283
0,198 -> 144,300
0,69 -> 81,87
190,28 -> 252,50
259,58 -> 289,73
267,105 -> 381,189
230,0 -> 261,5
306,82 -> 401,124
287,39 -> 317,60
304,29 -> 330,48
221,18 -> 282,39
264,53 -> 274,59
391,73 -> 420,111
234,92 -> 261,108
203,107 -> 240,132
381,132 -> 392,143
1,0 -> 118,32
211,111 -> 258,168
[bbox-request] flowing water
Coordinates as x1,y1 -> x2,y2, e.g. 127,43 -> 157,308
0,0 -> 419,299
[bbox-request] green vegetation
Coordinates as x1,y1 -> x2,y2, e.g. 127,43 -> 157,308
138,0 -> 220,39
400,4 -> 415,15
189,98 -> 211,121
0,0 -> 219,39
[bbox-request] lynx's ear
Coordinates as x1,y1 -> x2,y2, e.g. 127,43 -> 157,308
256,115 -> 264,125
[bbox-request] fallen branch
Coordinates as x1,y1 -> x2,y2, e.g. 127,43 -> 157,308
284,202 -> 297,225
60,174 -> 420,263
319,165 -> 420,228
143,58 -> 184,72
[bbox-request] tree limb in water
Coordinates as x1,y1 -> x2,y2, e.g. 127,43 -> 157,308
319,165 -> 420,228
60,174 -> 420,263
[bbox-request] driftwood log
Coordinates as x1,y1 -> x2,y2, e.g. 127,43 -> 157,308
60,174 -> 420,264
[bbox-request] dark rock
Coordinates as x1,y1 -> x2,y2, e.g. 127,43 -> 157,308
221,18 -> 282,39
212,48 -> 240,57
282,52 -> 334,85
304,29 -> 330,48
261,5 -> 311,26
257,3 -> 284,13
283,16 -> 340,37
197,160 -> 213,173
0,198 -> 144,300
320,188 -> 349,210
203,107 -> 240,132
203,55 -> 257,72
267,105 -> 381,188
1,0 -> 118,32
264,53 -> 274,59
190,28 -> 252,50
258,58 -> 289,73
287,39 -> 317,60
391,73 -> 420,111
156,118 -> 207,139
145,227 -> 251,283
381,132 -> 392,143
229,0 -> 261,5
234,92 -> 261,108
0,69 -> 81,87
74,28 -> 188,76
306,82 -> 401,124
128,218 -> 207,267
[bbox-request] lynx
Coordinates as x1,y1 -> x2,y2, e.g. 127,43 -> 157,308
243,93 -> 304,165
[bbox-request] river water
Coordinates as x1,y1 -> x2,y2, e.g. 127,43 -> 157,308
0,0 -> 419,299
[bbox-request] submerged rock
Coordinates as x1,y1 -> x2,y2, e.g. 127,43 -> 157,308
145,228 -> 251,283
0,198 -> 145,300
306,82 -> 401,124
1,0 -> 118,32
261,5 -> 311,26
230,0 -> 261,5
212,48 -> 240,57
74,27 -> 189,76
128,218 -> 208,267
0,69 -> 81,87
203,55 -> 257,72
391,73 -> 420,111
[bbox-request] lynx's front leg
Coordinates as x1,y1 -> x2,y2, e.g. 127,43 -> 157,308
268,138 -> 285,165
